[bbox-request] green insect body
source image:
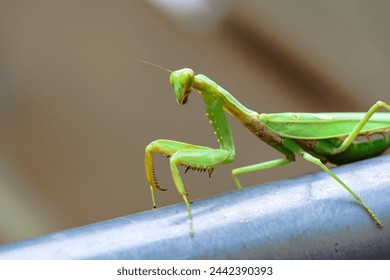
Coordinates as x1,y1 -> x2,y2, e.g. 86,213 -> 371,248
261,112 -> 390,164
144,68 -> 390,236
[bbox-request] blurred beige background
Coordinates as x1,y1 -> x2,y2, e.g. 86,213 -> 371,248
0,0 -> 389,243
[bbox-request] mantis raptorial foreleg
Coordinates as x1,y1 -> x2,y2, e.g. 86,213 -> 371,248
145,139 -> 233,235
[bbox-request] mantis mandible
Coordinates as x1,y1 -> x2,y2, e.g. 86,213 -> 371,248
144,66 -> 390,236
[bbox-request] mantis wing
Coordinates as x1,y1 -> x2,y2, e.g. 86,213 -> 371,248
261,112 -> 390,139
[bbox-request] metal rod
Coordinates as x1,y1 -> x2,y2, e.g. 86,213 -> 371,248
0,155 -> 389,259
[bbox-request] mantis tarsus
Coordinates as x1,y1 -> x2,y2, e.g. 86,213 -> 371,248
144,66 -> 390,236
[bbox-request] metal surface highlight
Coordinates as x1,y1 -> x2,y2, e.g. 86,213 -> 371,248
0,155 -> 389,259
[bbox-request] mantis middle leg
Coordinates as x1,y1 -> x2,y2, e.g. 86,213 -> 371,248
232,157 -> 294,189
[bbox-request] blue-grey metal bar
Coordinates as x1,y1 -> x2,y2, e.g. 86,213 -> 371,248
0,155 -> 389,259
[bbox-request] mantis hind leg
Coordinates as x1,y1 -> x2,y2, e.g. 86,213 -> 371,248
283,138 -> 383,228
145,139 -> 234,236
337,101 -> 390,153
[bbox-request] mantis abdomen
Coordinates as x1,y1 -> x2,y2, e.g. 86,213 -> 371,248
308,130 -> 390,165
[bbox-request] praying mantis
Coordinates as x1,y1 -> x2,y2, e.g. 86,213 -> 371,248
144,66 -> 390,236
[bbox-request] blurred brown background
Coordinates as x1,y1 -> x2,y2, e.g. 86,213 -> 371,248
0,0 -> 389,243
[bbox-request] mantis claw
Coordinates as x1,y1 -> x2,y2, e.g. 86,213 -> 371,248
151,164 -> 167,191
155,185 -> 167,192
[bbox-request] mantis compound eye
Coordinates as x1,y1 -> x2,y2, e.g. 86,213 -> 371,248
170,68 -> 194,105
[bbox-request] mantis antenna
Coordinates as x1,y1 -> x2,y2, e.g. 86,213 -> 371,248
101,50 -> 172,73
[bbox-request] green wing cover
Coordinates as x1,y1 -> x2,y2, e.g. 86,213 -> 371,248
261,112 -> 390,139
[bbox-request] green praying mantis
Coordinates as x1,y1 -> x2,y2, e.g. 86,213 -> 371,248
144,65 -> 390,236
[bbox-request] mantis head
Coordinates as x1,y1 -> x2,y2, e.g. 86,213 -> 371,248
169,68 -> 195,105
